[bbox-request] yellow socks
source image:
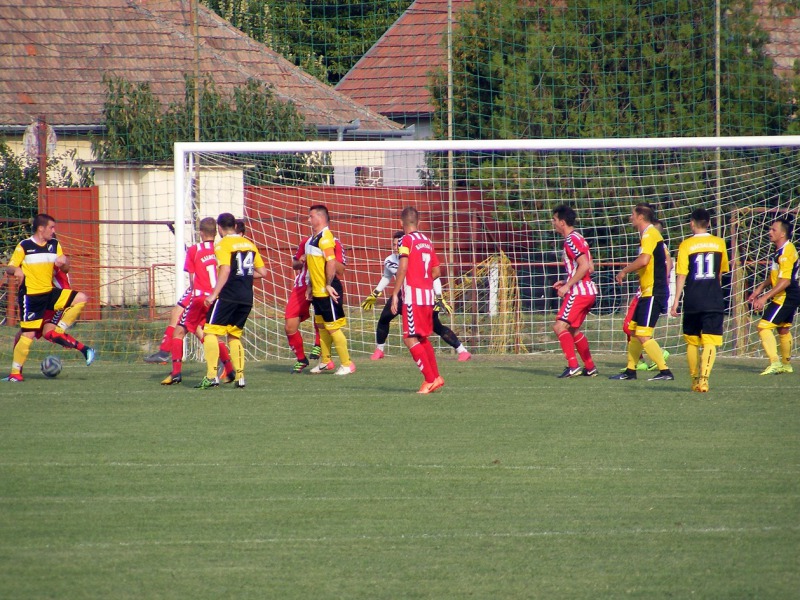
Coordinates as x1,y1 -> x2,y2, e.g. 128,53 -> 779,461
642,339 -> 668,371
758,328 -> 779,363
779,332 -> 793,365
12,335 -> 34,373
686,343 -> 700,379
627,338 -> 643,370
330,328 -> 351,366
203,334 -> 220,378
59,301 -> 86,329
229,337 -> 244,378
318,328 -> 333,363
700,345 -> 717,379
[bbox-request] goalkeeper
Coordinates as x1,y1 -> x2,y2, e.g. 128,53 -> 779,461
361,231 -> 471,361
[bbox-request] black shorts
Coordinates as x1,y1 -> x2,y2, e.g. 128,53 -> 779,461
761,301 -> 798,326
311,279 -> 345,324
682,312 -> 724,337
631,295 -> 664,331
19,288 -> 77,331
205,299 -> 252,331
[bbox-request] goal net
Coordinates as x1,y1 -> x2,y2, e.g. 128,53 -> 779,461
170,136 -> 800,362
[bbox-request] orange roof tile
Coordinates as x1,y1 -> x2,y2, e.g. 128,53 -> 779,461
0,0 -> 401,133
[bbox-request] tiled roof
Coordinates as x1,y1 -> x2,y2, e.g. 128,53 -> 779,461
337,0 -> 799,118
335,0 -> 473,116
0,0 -> 401,132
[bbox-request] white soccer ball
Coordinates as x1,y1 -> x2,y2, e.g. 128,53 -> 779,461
41,356 -> 63,378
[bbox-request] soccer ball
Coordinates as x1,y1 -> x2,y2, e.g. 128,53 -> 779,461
41,356 -> 63,378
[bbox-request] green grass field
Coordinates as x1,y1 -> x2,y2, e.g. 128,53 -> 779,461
0,353 -> 797,599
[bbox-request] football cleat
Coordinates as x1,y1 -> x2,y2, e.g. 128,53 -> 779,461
310,361 -> 335,374
691,377 -> 701,392
759,362 -> 784,376
648,369 -> 675,381
696,377 -> 709,393
234,378 -> 246,389
84,347 -> 96,366
144,350 -> 171,364
416,380 -> 436,394
221,370 -> 236,384
609,370 -> 637,380
429,376 -> 445,392
2,373 -> 23,383
581,366 -> 598,377
292,358 -> 310,374
457,351 -> 472,362
194,376 -> 219,389
161,373 -> 182,385
780,363 -> 794,374
370,348 -> 385,361
557,365 -> 582,378
308,345 -> 322,360
334,362 -> 356,376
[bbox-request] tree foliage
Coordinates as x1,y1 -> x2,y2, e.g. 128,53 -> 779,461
201,0 -> 413,85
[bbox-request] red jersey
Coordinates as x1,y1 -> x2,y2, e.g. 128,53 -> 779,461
184,241 -> 217,297
563,231 -> 598,296
292,236 -> 346,290
399,231 -> 440,306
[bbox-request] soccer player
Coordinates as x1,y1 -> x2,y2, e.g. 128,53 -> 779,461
390,207 -> 444,394
196,213 -> 267,389
362,231 -> 471,361
747,215 -> 799,375
669,208 -> 730,392
306,205 -> 355,376
610,203 -> 674,381
4,214 -> 92,382
161,217 -> 235,385
285,234 -> 346,374
550,205 -> 598,378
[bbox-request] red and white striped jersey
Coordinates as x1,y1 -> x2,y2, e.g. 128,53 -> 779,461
399,231 -> 440,306
563,231 -> 598,296
184,240 -> 218,297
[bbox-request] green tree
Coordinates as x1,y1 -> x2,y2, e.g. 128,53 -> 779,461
202,0 -> 413,85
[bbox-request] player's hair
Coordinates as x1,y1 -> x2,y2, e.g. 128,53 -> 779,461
634,203 -> 656,223
33,213 -> 55,230
401,206 -> 419,226
775,214 -> 794,238
309,204 -> 330,223
690,208 -> 711,229
235,219 -> 246,235
552,204 -> 576,227
199,217 -> 217,236
392,230 -> 404,240
217,212 -> 236,229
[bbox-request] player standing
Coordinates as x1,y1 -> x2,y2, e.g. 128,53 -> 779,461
161,217 -> 235,385
610,203 -> 674,381
362,231 -> 471,361
196,213 -> 267,389
390,207 -> 444,394
748,215 -> 799,375
4,214 -> 92,382
550,205 -> 598,378
669,208 -> 730,392
285,234 -> 346,373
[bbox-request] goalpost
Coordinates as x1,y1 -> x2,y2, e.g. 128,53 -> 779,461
173,136 -> 800,362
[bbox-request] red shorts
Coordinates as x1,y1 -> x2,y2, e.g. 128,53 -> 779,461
402,303 -> 434,338
177,287 -> 192,309
556,293 -> 596,329
180,297 -> 209,335
623,296 -> 639,336
284,286 -> 311,322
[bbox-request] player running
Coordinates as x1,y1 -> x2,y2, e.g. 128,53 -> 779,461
361,231 -> 471,361
550,205 -> 598,378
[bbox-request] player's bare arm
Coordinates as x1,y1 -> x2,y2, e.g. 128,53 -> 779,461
254,265 -> 267,280
556,254 -> 590,298
616,253 -> 651,284
324,258 -> 339,300
752,277 -> 790,311
670,274 -> 687,317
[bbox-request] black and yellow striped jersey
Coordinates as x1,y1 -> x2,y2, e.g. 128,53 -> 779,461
9,237 -> 62,295
214,234 -> 264,305
769,240 -> 800,306
636,224 -> 668,298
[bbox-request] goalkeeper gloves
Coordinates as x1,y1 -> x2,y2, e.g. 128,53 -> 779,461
360,290 -> 380,310
434,295 -> 453,315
